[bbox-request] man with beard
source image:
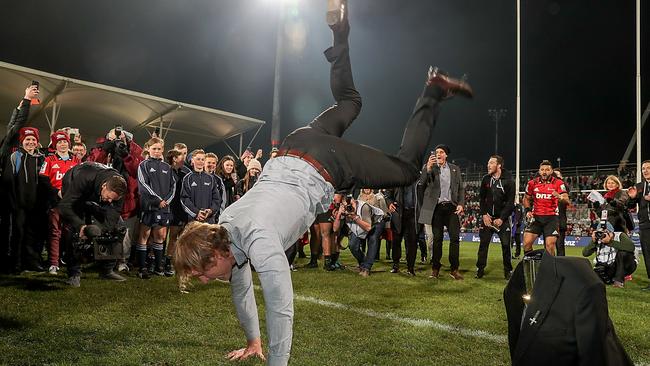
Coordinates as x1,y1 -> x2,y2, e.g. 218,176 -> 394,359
523,160 -> 569,255
476,155 -> 515,279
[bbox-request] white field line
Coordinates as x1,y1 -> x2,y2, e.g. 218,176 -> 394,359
253,286 -> 648,364
294,293 -> 507,343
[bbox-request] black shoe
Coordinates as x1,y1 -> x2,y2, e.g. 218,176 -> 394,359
305,260 -> 318,269
164,259 -> 175,277
324,258 -> 336,271
406,269 -> 416,277
153,267 -> 165,276
427,66 -> 473,99
137,268 -> 151,280
475,268 -> 485,279
390,265 -> 400,274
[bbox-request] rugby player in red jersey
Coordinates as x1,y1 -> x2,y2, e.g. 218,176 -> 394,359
522,160 -> 569,255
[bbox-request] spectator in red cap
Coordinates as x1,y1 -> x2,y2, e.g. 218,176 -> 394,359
1,124 -> 50,273
0,84 -> 41,273
40,130 -> 80,274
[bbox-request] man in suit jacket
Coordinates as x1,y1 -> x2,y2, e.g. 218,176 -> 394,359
503,250 -> 633,366
627,160 -> 650,291
386,181 -> 422,275
418,144 -> 465,280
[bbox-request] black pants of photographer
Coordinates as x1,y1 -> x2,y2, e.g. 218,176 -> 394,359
603,251 -> 637,283
62,224 -> 116,277
431,202 -> 461,271
476,224 -> 512,274
391,208 -> 418,272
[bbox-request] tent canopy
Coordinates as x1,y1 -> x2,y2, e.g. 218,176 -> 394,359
0,61 -> 265,149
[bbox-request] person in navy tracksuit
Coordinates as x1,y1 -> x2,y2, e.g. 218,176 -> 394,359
181,149 -> 221,225
136,137 -> 176,278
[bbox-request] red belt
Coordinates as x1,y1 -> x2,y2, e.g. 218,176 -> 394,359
276,148 -> 334,185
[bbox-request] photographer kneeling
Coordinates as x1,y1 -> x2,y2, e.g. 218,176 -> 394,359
333,195 -> 383,277
58,162 -> 128,287
582,225 -> 637,289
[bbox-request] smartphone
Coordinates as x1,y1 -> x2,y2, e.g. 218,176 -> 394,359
30,80 -> 40,105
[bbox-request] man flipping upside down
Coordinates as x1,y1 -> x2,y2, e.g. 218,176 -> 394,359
173,1 -> 473,365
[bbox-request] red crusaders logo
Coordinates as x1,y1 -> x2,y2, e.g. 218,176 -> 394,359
535,193 -> 552,200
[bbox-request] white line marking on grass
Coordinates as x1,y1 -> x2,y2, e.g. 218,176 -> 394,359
294,294 -> 507,343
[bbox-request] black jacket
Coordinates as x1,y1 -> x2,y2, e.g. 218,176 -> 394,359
137,158 -> 176,212
59,162 -> 124,231
1,147 -> 49,211
628,181 -> 650,230
0,99 -> 31,173
479,169 -> 515,222
385,182 -> 421,235
181,170 -> 221,224
170,165 -> 191,221
504,252 -> 632,366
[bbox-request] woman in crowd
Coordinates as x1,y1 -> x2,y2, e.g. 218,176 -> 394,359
236,158 -> 261,197
216,155 -> 237,207
597,175 -> 634,233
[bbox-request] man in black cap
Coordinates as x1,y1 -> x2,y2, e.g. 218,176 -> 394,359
418,144 -> 465,280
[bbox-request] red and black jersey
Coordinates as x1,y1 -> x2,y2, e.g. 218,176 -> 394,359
526,176 -> 567,216
40,154 -> 80,190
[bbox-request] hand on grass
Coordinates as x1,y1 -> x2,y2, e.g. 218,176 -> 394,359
226,338 -> 265,362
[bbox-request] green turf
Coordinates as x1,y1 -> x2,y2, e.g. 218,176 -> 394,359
0,242 -> 648,366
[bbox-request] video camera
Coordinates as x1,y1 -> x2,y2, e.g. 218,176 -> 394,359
71,202 -> 127,261
72,225 -> 127,261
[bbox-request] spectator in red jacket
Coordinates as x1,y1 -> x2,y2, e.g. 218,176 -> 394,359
40,131 -> 80,274
87,128 -> 143,271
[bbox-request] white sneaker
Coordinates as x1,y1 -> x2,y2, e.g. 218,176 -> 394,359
117,263 -> 129,272
48,265 -> 59,275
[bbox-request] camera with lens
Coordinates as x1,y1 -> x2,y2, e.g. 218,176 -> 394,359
344,194 -> 355,213
594,210 -> 608,246
72,225 -> 127,261
593,262 -> 614,284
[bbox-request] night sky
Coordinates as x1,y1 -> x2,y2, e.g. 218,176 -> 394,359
0,0 -> 647,170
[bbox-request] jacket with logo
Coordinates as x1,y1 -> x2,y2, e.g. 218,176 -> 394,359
137,157 -> 176,213
180,170 -> 221,224
40,153 -> 80,191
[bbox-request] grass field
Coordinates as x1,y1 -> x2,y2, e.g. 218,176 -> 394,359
1,242 -> 649,366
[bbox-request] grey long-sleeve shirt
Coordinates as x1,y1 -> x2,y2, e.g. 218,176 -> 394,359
218,156 -> 334,366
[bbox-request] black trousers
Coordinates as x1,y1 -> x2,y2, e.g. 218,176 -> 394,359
604,251 -> 637,283
556,227 -> 567,256
640,228 -> 650,279
8,208 -> 44,271
476,224 -> 512,272
289,32 -> 444,190
431,203 -> 461,271
391,208 -> 417,271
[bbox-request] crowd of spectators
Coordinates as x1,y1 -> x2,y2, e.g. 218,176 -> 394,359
0,85 -> 643,286
0,85 -> 272,283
